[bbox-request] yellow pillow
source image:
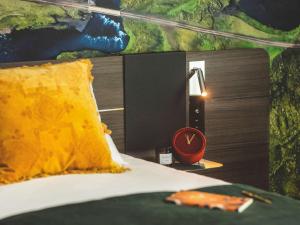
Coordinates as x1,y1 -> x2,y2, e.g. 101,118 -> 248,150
0,59 -> 126,184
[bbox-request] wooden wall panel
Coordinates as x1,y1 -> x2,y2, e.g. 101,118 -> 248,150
90,57 -> 125,152
187,49 -> 269,99
101,111 -> 125,153
187,49 -> 269,189
91,57 -> 123,109
200,155 -> 269,188
205,97 -> 269,147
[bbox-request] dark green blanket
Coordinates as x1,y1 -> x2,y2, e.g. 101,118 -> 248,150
1,184 -> 300,225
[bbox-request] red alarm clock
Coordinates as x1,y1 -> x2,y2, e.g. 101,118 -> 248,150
172,127 -> 206,165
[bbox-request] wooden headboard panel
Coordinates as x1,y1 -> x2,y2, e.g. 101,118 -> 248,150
0,49 -> 269,188
188,49 -> 269,189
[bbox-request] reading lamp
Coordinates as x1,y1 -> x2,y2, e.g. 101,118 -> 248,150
188,67 -> 207,132
188,68 -> 207,97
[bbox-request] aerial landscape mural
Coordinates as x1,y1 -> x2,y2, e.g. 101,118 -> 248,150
0,0 -> 299,198
0,0 -> 129,61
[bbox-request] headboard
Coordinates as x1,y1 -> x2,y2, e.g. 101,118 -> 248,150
0,49 -> 269,189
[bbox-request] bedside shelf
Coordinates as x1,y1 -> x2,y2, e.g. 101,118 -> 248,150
171,159 -> 223,172
128,150 -> 223,172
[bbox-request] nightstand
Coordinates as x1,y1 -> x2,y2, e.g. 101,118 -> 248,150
130,150 -> 223,175
171,160 -> 227,180
129,149 -> 268,188
134,151 -> 223,175
171,159 -> 223,172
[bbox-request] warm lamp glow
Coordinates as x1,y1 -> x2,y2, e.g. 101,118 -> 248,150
201,91 -> 208,97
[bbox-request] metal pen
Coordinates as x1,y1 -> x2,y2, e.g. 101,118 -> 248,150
242,190 -> 272,204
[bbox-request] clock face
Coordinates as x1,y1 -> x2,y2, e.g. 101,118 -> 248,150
174,129 -> 203,154
172,127 -> 206,164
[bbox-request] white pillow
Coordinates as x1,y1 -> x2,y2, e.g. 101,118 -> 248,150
105,134 -> 128,166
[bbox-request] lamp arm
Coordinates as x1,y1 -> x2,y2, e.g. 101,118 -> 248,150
187,68 -> 197,80
196,69 -> 206,95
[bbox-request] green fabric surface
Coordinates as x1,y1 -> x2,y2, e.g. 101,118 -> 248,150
1,184 -> 300,225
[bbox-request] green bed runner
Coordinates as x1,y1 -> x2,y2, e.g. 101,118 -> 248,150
1,184 -> 300,225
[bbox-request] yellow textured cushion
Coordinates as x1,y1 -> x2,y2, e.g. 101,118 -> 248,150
0,59 -> 126,184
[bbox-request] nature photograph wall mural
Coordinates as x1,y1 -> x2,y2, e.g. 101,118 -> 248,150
0,0 -> 299,198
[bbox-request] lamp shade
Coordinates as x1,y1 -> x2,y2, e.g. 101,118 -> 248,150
189,72 -> 202,96
188,68 -> 207,97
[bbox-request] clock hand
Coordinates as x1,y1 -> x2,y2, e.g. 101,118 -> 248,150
189,134 -> 196,144
185,134 -> 191,145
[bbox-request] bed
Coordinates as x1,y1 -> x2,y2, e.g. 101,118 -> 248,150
0,153 -> 299,225
0,50 -> 299,224
0,154 -> 228,219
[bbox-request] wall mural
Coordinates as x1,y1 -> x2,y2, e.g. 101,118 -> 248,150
0,0 -> 299,198
0,0 -> 129,61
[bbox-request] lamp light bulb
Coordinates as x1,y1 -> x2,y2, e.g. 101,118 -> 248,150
201,91 -> 208,97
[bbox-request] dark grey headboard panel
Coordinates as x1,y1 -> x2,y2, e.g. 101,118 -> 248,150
124,52 -> 186,152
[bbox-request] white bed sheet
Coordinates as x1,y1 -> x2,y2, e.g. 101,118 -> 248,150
0,154 -> 229,220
